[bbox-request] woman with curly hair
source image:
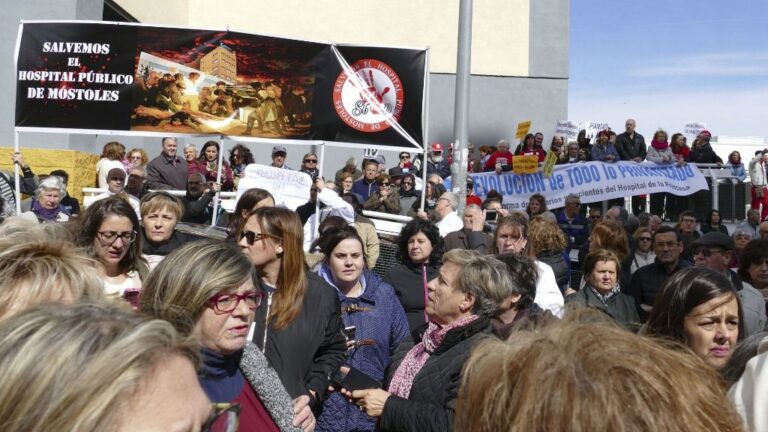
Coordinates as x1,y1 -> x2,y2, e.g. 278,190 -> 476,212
528,216 -> 569,293
229,143 -> 255,188
191,140 -> 234,191
384,218 -> 444,332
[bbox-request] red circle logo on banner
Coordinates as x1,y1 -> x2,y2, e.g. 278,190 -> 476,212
332,59 -> 404,133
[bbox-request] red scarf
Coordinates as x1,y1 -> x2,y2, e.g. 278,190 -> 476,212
651,138 -> 669,151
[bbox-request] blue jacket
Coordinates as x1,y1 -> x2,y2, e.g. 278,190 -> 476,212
316,268 -> 409,432
590,143 -> 621,162
351,178 -> 379,201
556,209 -> 590,253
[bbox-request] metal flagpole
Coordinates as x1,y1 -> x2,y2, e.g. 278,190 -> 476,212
451,0 -> 473,217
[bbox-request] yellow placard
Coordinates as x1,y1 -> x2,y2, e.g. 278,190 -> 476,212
512,155 -> 538,174
542,150 -> 558,178
515,120 -> 532,140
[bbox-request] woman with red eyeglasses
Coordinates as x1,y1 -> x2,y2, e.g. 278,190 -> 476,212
140,240 -> 300,431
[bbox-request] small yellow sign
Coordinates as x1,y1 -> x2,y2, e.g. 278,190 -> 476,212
513,155 -> 539,174
515,120 -> 532,140
542,150 -> 558,178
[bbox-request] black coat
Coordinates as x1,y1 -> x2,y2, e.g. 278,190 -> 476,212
379,317 -> 492,432
537,251 -> 570,293
384,262 -> 441,333
252,272 -> 347,411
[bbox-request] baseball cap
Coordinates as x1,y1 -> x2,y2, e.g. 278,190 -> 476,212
373,154 -> 386,166
431,143 -> 443,152
272,145 -> 287,155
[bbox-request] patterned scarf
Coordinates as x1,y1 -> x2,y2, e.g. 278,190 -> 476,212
588,283 -> 622,307
388,314 -> 478,399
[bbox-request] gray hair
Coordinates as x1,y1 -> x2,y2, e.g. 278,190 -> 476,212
34,176 -> 66,200
565,194 -> 581,206
183,143 -> 196,151
443,249 -> 511,317
440,192 -> 459,209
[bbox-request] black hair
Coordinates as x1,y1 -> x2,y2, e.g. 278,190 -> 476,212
397,219 -> 443,265
49,169 -> 69,184
229,144 -> 255,166
645,267 -> 744,344
738,239 -> 768,284
318,225 -> 366,267
653,225 -> 682,243
495,253 -> 537,309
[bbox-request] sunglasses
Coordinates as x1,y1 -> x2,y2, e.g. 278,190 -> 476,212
240,230 -> 269,245
304,159 -> 317,163
590,215 -> 602,220
638,237 -> 652,241
402,181 -> 413,185
379,182 -> 390,187
400,154 -> 410,160
692,248 -> 725,257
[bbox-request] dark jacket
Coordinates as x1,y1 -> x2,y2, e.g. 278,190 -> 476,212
690,142 -> 722,164
537,250 -> 570,293
316,269 -> 409,432
565,286 -> 640,329
384,262 -> 441,333
146,153 -> 188,190
363,191 -> 401,214
141,230 -> 194,256
379,317 -> 492,432
443,228 -> 493,254
253,272 -> 347,411
615,131 -> 647,161
491,303 -> 555,339
181,191 -> 214,224
556,209 -> 590,253
415,157 -> 451,179
351,178 -> 379,201
629,258 -> 692,312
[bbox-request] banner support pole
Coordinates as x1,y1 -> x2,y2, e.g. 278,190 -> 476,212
309,141 -> 326,247
211,135 -> 226,227
13,129 -> 21,215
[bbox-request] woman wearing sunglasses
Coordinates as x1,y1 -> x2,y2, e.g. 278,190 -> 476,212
141,240 -> 300,431
630,227 -> 656,275
74,196 -> 148,307
239,207 -> 347,424
363,173 -> 401,215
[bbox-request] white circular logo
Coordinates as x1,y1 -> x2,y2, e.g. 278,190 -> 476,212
333,59 -> 404,132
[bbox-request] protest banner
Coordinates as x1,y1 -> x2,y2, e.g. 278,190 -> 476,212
542,150 -> 558,178
555,120 -> 579,139
515,120 -> 532,139
512,155 -> 538,174
236,164 -> 312,210
14,21 -> 427,149
582,121 -> 610,144
448,161 -> 708,210
684,121 -> 708,136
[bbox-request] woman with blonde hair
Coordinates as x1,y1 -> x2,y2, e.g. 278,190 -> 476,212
580,220 -> 631,291
126,147 -> 149,169
141,240 -> 300,431
239,206 -> 346,415
96,141 -> 126,189
528,216 -> 569,293
139,191 -> 190,269
0,236 -> 104,321
0,301 -> 215,432
455,314 -> 743,432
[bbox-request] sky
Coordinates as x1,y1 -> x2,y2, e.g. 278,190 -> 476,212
569,0 -> 768,142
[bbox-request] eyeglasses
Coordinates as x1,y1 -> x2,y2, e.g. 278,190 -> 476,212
400,154 -> 410,160
96,231 -> 136,245
638,237 -> 652,241
130,155 -> 142,161
304,159 -> 317,164
240,230 -> 272,246
590,215 -> 602,220
208,291 -> 264,314
379,182 -> 390,187
402,181 -> 413,186
203,402 -> 241,432
692,248 -> 725,257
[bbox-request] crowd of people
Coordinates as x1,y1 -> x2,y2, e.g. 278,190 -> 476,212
1,126 -> 768,431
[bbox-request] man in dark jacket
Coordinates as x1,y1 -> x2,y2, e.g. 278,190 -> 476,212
616,118 -> 647,214
443,204 -> 493,253
415,143 -> 451,179
629,226 -> 691,318
557,194 -> 590,256
181,173 -> 216,224
351,159 -> 380,200
146,137 -> 188,190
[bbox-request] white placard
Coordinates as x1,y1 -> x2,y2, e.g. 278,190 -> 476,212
684,121 -> 708,136
237,164 -> 312,210
582,121 -> 610,144
555,120 -> 580,139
